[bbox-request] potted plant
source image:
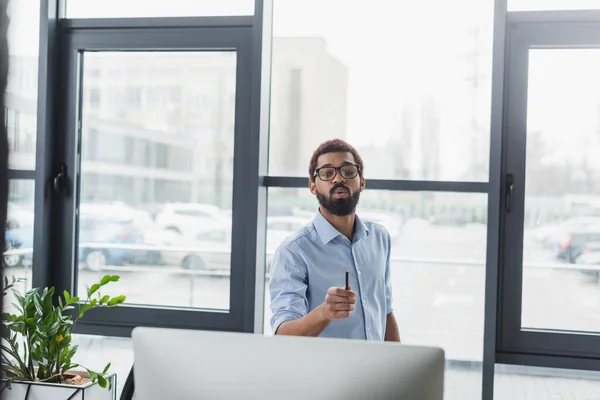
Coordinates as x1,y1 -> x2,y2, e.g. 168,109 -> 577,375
1,274 -> 126,399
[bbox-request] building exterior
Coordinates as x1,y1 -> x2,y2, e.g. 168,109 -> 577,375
6,38 -> 349,207
269,37 -> 349,176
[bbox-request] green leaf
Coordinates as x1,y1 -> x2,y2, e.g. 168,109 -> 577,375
63,290 -> 71,302
102,362 -> 111,374
32,294 -> 44,316
58,296 -> 64,309
88,284 -> 101,297
100,275 -> 112,286
78,303 -> 94,319
107,296 -> 126,306
97,374 -> 107,388
100,295 -> 110,305
48,321 -> 61,336
70,296 -> 80,304
110,275 -> 120,282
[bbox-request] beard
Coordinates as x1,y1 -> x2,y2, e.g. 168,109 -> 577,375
316,184 -> 361,217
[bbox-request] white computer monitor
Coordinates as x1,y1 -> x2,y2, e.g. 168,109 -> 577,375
132,327 -> 445,400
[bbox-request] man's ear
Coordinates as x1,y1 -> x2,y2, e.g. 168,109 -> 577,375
309,179 -> 317,195
360,177 -> 366,191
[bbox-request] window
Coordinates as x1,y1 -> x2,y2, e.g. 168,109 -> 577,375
508,0 -> 600,11
500,20 -> 600,368
65,0 -> 255,18
494,365 -> 600,398
196,229 -> 229,243
519,49 -> 600,333
77,51 -> 237,311
6,0 -> 39,170
264,188 -> 488,400
4,180 -> 36,290
126,88 -> 142,109
70,335 -> 133,398
89,88 -> 101,108
268,0 -> 494,181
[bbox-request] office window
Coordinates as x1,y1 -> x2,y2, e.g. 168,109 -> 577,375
126,88 -> 142,109
77,51 -> 237,311
65,0 -> 255,18
264,188 -> 487,400
89,88 -> 101,108
494,365 -> 600,399
522,49 -> 600,333
268,0 -> 494,181
71,335 -> 133,398
4,180 -> 36,289
6,0 -> 39,170
508,0 -> 600,11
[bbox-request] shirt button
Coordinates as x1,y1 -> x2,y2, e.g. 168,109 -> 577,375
358,271 -> 362,275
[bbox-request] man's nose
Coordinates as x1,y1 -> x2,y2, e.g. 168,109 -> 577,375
332,170 -> 346,185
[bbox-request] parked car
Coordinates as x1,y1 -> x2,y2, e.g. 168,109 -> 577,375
161,222 -> 281,272
161,223 -> 233,270
3,226 -> 33,268
77,216 -> 148,270
575,243 -> 600,280
555,224 -> 600,263
532,216 -> 600,249
154,203 -> 229,236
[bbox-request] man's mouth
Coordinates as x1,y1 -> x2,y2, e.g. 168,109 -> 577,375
332,187 -> 350,198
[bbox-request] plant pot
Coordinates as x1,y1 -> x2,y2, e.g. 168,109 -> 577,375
1,371 -> 116,400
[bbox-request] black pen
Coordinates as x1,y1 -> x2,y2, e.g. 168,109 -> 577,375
345,270 -> 349,291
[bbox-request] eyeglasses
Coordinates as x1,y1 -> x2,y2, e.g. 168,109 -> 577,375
314,164 -> 360,181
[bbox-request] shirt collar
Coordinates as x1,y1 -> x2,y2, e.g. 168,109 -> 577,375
312,209 -> 370,245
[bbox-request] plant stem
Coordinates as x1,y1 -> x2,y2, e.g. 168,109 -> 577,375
25,336 -> 35,381
37,373 -> 64,383
55,351 -> 61,377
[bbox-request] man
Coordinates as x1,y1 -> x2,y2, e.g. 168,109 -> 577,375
269,139 -> 400,342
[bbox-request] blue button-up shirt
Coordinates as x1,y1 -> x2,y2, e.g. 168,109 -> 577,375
269,210 -> 393,341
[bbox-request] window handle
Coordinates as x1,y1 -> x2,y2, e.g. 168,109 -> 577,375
505,173 -> 514,212
53,164 -> 68,194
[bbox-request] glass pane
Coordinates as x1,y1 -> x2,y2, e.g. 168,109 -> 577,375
508,0 -> 600,11
523,49 -> 600,333
71,335 -> 133,398
264,188 -> 487,400
4,180 -> 35,295
6,0 -> 39,170
76,52 -> 237,311
66,0 -> 254,18
495,365 -> 600,399
268,0 -> 494,181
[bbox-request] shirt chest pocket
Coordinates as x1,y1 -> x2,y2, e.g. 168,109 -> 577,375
353,243 -> 386,278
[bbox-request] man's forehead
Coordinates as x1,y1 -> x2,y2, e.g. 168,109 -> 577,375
317,151 -> 355,167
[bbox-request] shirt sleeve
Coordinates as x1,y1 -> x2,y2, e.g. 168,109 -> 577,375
268,244 -> 309,334
384,230 -> 394,314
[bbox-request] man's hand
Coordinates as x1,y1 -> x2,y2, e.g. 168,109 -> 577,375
320,286 -> 356,321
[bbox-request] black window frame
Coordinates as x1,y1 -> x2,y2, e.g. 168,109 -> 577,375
498,10 -> 600,371
32,2 -> 269,337
18,1 -> 600,399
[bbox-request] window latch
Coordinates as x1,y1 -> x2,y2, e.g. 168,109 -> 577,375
505,173 -> 514,212
53,164 -> 68,194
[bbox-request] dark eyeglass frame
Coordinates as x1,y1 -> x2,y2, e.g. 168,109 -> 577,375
313,163 -> 360,181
